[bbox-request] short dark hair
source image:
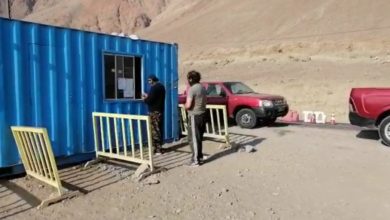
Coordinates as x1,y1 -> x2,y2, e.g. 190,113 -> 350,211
187,70 -> 201,84
148,75 -> 159,82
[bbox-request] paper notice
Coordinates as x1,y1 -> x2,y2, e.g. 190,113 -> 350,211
123,79 -> 134,98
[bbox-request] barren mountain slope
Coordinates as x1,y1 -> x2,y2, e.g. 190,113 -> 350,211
6,0 -> 169,34
140,0 -> 390,59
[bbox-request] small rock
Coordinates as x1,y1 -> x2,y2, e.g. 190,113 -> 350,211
209,180 -> 215,184
238,147 -> 246,153
301,57 -> 311,62
148,215 -> 156,218
175,209 -> 182,214
132,163 -> 150,181
372,56 -> 379,60
249,211 -> 256,217
272,192 -> 279,196
144,175 -> 160,185
38,184 -> 44,189
100,165 -> 108,171
268,208 -> 276,214
228,201 -> 234,206
222,188 -> 229,193
245,145 -> 256,153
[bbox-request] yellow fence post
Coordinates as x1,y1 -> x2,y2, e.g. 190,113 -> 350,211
178,104 -> 231,146
90,112 -> 154,171
11,126 -> 81,208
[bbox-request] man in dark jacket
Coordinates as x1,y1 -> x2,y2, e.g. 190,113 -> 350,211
142,75 -> 166,155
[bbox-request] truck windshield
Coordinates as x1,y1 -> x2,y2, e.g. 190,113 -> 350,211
223,82 -> 255,94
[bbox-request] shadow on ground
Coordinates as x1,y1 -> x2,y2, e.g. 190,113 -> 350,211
356,130 -> 380,141
0,180 -> 40,219
0,161 -> 137,219
0,133 -> 266,218
162,133 -> 265,166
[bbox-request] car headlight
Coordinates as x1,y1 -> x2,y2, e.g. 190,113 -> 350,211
260,100 -> 273,107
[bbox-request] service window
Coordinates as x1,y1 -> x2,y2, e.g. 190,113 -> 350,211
104,53 -> 142,100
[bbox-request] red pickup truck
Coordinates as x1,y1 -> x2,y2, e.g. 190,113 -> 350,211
179,81 -> 289,128
349,88 -> 390,145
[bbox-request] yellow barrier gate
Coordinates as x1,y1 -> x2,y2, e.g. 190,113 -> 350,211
179,104 -> 230,145
92,112 -> 154,171
11,126 -> 81,208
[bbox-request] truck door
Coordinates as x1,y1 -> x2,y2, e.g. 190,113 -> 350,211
205,83 -> 228,105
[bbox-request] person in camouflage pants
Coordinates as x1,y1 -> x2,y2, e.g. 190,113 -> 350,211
150,111 -> 163,154
142,75 -> 166,155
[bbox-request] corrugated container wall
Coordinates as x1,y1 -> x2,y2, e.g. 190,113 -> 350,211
0,18 -> 179,168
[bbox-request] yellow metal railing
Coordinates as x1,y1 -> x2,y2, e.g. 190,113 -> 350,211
92,112 -> 154,170
179,104 -> 230,145
11,126 -> 80,208
11,127 -> 63,194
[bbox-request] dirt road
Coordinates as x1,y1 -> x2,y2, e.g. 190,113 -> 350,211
1,124 -> 390,220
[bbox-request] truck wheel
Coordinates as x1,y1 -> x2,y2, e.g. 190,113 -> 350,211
235,108 -> 257,129
379,115 -> 390,146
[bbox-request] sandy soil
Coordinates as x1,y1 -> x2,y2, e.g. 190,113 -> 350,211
2,124 -> 390,220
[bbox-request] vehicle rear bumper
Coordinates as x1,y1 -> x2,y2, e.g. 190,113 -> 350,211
253,105 -> 289,118
349,112 -> 375,128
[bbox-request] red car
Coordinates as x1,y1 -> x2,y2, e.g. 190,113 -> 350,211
349,88 -> 390,145
179,81 -> 289,128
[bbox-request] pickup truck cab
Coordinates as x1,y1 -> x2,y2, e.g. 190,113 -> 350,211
349,88 -> 390,145
179,81 -> 289,128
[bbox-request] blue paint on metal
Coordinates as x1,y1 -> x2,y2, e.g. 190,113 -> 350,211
0,18 -> 179,168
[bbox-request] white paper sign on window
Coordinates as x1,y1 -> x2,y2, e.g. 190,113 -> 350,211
118,78 -> 127,90
123,79 -> 134,98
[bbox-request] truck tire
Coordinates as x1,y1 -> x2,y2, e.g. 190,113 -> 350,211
379,115 -> 390,146
235,108 -> 257,129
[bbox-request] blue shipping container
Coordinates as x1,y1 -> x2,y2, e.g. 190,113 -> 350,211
0,18 -> 179,169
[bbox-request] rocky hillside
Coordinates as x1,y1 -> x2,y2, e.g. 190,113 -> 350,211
139,0 -> 390,60
3,0 -> 168,34
4,0 -> 390,58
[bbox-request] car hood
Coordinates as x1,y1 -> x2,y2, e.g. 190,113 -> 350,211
235,93 -> 285,100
